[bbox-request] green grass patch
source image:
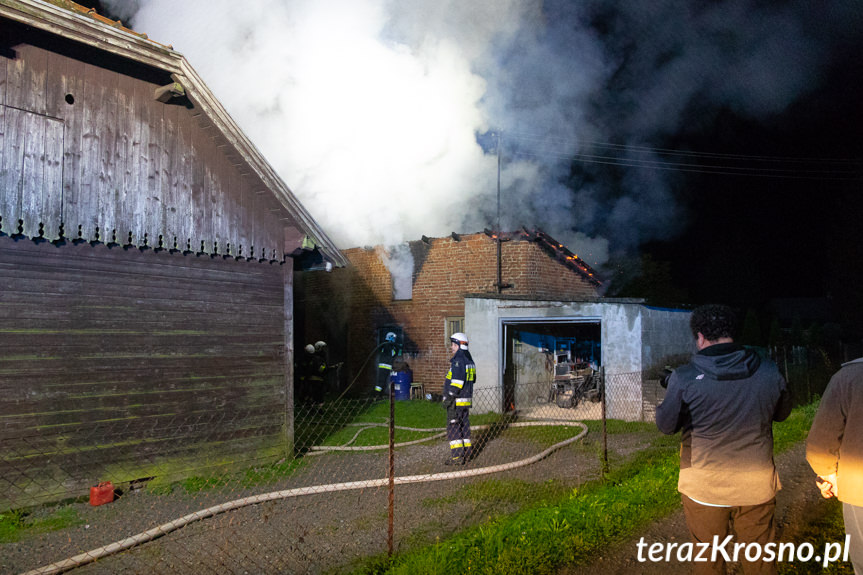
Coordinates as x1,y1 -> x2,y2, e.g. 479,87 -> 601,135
379,441 -> 680,575
318,426 -> 440,447
147,455 -> 308,495
426,478 -> 574,511
0,507 -> 83,543
299,400 -> 508,450
352,400 -> 505,429
242,457 -> 307,487
582,419 -> 659,435
773,399 -> 817,453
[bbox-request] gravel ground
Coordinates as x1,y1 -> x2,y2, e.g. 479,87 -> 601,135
3,421 -> 640,575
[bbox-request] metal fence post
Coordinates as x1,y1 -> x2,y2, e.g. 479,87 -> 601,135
600,367 -> 609,477
388,382 -> 395,557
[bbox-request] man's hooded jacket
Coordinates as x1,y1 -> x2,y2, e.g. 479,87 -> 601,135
656,343 -> 792,506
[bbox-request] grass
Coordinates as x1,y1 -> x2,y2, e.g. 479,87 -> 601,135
350,400 -> 506,430
306,400 -> 508,448
503,424 -> 593,449
168,457 -> 309,493
380,438 -> 681,575
0,507 -> 83,543
350,401 -> 819,575
426,478 -> 575,511
774,398 -> 818,453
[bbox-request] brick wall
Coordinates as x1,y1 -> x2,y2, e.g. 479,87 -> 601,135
300,233 -> 599,395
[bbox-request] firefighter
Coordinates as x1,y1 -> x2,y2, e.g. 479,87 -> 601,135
314,340 -> 328,356
295,344 -> 316,402
313,340 -> 342,398
303,342 -> 327,403
311,341 -> 329,402
374,332 -> 400,394
443,332 -> 475,465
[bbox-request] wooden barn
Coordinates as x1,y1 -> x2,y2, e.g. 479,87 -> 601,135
0,0 -> 345,509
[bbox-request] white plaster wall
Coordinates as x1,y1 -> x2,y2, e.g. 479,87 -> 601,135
464,297 -> 508,413
601,303 -> 642,420
600,303 -> 642,375
641,306 -> 695,371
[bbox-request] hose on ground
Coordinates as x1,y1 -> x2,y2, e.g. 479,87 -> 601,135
21,421 -> 588,575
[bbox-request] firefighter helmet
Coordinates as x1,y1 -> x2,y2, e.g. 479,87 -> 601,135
314,341 -> 327,351
385,332 -> 397,343
304,344 -> 315,354
450,332 -> 469,349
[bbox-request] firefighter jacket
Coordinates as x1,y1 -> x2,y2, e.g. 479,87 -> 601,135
444,349 -> 476,408
377,341 -> 400,372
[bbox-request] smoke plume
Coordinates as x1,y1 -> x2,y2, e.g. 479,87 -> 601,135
108,0 -> 861,268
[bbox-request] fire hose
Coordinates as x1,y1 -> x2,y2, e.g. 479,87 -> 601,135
21,420 -> 587,575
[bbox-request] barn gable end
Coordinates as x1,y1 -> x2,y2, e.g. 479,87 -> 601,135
0,0 -> 339,508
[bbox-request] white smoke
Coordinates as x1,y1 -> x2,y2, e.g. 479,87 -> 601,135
118,0 -> 500,249
109,0 -> 860,270
377,244 -> 414,300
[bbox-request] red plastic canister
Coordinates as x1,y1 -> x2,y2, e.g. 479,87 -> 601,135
89,481 -> 114,506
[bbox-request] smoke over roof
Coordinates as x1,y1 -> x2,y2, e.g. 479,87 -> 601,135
108,0 -> 862,269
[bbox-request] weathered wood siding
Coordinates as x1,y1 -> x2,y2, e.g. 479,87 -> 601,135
0,236 -> 289,509
0,27 -> 295,258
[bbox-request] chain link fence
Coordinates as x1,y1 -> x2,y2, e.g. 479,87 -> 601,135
766,344 -> 838,406
2,370 -> 670,574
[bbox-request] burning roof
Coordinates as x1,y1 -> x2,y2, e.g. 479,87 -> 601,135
418,228 -> 602,287
420,229 -> 603,287
494,228 -> 602,287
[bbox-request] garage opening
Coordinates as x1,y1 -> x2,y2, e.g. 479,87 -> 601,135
502,318 -> 601,414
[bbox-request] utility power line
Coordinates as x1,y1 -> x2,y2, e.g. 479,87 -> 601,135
497,130 -> 863,181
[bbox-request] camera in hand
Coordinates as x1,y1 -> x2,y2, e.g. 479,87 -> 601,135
660,366 -> 673,389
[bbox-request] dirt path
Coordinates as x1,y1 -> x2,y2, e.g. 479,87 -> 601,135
559,443 -> 827,574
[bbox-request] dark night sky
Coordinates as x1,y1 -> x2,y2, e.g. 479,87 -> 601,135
564,2 -> 863,330
642,43 -> 863,314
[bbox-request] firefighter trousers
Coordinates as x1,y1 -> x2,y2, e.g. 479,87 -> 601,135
446,405 -> 472,461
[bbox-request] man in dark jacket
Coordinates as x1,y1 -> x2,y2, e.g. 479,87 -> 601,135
443,332 -> 475,465
656,304 -> 792,575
